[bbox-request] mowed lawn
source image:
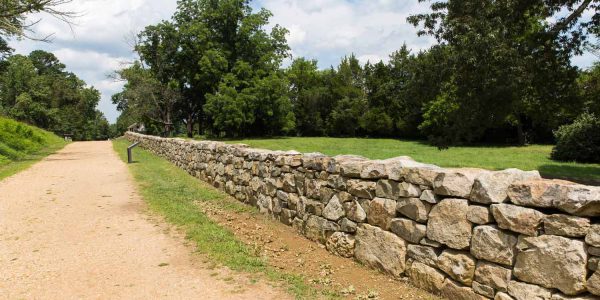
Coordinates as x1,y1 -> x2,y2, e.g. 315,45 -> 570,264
221,137 -> 600,185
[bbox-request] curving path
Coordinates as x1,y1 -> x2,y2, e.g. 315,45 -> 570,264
0,141 -> 288,299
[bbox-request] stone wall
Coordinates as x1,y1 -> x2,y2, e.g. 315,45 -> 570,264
125,132 -> 600,300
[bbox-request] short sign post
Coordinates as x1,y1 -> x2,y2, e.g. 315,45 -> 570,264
127,142 -> 141,164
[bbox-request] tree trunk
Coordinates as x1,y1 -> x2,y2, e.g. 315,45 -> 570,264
516,121 -> 526,146
186,116 -> 193,138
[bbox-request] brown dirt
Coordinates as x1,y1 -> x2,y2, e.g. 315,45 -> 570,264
197,200 -> 440,300
0,141 -> 290,300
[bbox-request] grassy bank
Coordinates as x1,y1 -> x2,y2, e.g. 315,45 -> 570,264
112,138 -> 324,299
219,137 -> 600,184
0,117 -> 67,180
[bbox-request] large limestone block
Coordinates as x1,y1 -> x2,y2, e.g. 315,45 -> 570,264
326,232 -> 355,258
347,180 -> 376,199
437,250 -> 477,285
507,280 -> 552,300
322,195 -> 345,221
514,235 -> 587,295
427,199 -> 472,249
559,185 -> 600,217
337,155 -> 368,178
434,168 -> 486,198
471,169 -> 541,204
507,179 -> 572,208
471,225 -> 518,266
343,200 -> 367,223
475,261 -> 512,292
586,224 -> 600,247
360,161 -> 388,179
367,197 -> 396,230
491,204 -> 545,236
440,279 -> 489,300
396,197 -> 431,223
406,260 -> 446,294
390,218 -> 427,244
407,244 -> 440,267
544,214 -> 590,238
354,223 -> 407,277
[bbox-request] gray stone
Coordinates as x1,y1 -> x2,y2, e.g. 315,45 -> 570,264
507,179 -> 572,208
427,198 -> 472,249
475,261 -> 512,292
339,218 -> 357,233
337,156 -> 368,178
343,200 -> 367,223
468,205 -> 495,225
514,235 -> 587,295
360,161 -> 388,179
491,204 -> 545,236
396,198 -> 431,223
441,279 -> 488,300
399,182 -> 422,198
420,237 -> 442,248
471,225 -> 518,266
437,250 -> 477,286
367,197 -> 397,230
390,218 -> 427,244
305,199 -> 324,216
420,189 -> 440,204
507,280 -> 552,300
559,184 -> 600,217
471,169 -> 541,204
304,215 -> 340,244
589,256 -> 600,271
586,224 -> 600,247
495,292 -> 514,300
551,293 -> 599,300
587,270 -> 600,296
434,169 -> 485,198
406,261 -> 445,293
590,246 -> 600,256
326,232 -> 355,258
347,180 -> 376,199
406,260 -> 446,294
337,191 -> 354,203
472,281 -> 495,298
354,223 -> 407,278
322,195 -> 345,221
376,179 -> 400,200
407,244 -> 439,267
544,214 -> 590,238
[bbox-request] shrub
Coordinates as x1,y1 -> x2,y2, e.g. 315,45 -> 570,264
551,113 -> 600,163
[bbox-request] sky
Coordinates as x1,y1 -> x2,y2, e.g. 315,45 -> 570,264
8,0 -> 598,123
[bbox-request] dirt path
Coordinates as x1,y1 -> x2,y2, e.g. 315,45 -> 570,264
0,141 -> 289,300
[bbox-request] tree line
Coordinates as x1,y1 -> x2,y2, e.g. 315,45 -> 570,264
114,0 -> 599,149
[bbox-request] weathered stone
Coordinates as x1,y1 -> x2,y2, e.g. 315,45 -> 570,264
471,225 -> 518,266
559,185 -> 600,217
322,195 -> 345,221
590,246 -> 600,256
390,218 -> 427,244
491,204 -> 545,236
343,200 -> 367,223
495,292 -> 514,300
468,205 -> 495,225
544,214 -> 590,238
420,189 -> 440,204
406,260 -> 446,294
376,179 -> 400,200
437,250 -> 477,285
589,256 -> 600,271
396,198 -> 431,223
338,156 -> 368,178
392,161 -> 442,186
399,182 -> 422,198
354,223 -> 407,277
347,180 -> 376,199
587,270 -> 600,296
280,208 -> 296,225
288,193 -> 300,210
320,186 -> 336,203
339,218 -> 357,233
507,280 -> 552,300
407,244 -> 439,267
514,235 -> 587,295
471,169 -> 541,204
367,197 -> 396,230
434,169 -> 485,198
305,199 -> 324,216
421,237 -> 442,248
507,179 -> 572,208
326,232 -> 355,258
282,173 -> 296,193
360,161 -> 388,179
337,191 -> 354,203
441,279 -> 488,300
427,198 -> 472,249
304,215 -> 340,244
551,293 -> 599,300
472,281 -> 495,298
475,261 -> 512,292
586,224 -> 600,247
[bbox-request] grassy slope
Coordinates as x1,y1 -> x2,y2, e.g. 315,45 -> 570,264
112,138 -> 326,299
221,137 -> 600,184
0,117 -> 67,180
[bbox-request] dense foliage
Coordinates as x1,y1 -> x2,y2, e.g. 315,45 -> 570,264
115,0 -> 599,159
552,113 -> 600,163
0,50 -> 110,140
0,116 -> 64,164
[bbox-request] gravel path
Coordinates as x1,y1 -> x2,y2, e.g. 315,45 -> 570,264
0,141 -> 288,300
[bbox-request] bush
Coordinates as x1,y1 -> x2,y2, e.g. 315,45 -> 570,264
551,113 -> 600,163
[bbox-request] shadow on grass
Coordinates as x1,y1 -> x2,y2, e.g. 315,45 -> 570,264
538,164 -> 600,186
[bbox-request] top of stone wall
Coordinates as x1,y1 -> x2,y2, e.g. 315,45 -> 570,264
126,132 -> 600,217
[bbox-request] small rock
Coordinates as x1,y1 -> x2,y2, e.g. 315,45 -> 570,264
472,281 -> 495,298
491,204 -> 545,236
587,270 -> 600,296
589,256 -> 600,271
440,278 -> 488,300
495,292 -> 513,300
507,280 -> 552,300
437,250 -> 477,285
323,195 -> 345,221
471,225 -> 518,266
544,214 -> 590,238
420,190 -> 439,204
467,205 -> 495,225
390,218 -> 427,244
343,200 -> 367,223
407,244 -> 440,267
399,182 -> 422,198
326,232 -> 355,258
406,261 -> 446,294
420,237 -> 442,248
367,197 -> 397,230
396,198 -> 431,223
347,180 -> 376,199
376,179 -> 400,200
339,218 -> 358,233
475,261 -> 512,292
586,224 -> 600,247
434,169 -> 485,198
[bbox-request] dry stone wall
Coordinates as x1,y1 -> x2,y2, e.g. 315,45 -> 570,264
125,132 -> 600,300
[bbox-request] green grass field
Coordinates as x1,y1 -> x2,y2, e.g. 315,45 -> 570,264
0,117 -> 67,180
219,137 -> 600,184
112,138 -> 329,299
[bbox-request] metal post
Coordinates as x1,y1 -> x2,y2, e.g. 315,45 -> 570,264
127,142 -> 141,163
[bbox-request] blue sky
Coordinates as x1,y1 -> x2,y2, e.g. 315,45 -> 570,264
8,0 -> 598,123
